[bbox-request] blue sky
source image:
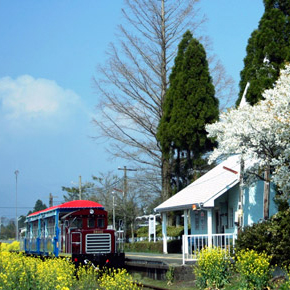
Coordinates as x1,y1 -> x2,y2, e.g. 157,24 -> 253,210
0,0 -> 264,219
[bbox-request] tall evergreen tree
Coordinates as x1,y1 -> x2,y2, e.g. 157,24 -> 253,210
237,0 -> 290,105
157,31 -> 219,193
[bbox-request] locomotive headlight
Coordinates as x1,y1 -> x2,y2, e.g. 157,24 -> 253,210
90,209 -> 94,214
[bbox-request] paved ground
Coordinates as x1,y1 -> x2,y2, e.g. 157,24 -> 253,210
125,252 -> 196,283
125,252 -> 184,265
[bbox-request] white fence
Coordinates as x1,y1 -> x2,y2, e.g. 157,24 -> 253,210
182,233 -> 235,264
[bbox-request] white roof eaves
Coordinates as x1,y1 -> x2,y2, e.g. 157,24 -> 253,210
155,204 -> 192,213
154,155 -> 241,213
203,179 -> 240,207
155,179 -> 240,212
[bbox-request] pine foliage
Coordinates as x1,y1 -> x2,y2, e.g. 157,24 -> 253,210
237,0 -> 290,105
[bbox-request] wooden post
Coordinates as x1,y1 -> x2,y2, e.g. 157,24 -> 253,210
238,158 -> 244,231
264,167 -> 270,220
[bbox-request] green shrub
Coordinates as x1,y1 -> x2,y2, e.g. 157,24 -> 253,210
236,220 -> 270,254
235,249 -> 272,290
166,226 -> 185,237
166,266 -> 174,285
236,209 -> 290,266
267,209 -> 290,266
124,239 -> 182,254
277,266 -> 290,290
136,225 -> 185,238
124,241 -> 163,253
136,226 -> 148,237
194,247 -> 232,289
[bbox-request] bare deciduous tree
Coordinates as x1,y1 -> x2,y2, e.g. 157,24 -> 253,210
93,0 -> 234,202
92,171 -> 154,239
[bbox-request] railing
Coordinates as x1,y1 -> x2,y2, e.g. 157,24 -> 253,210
116,230 -> 124,253
182,233 -> 236,264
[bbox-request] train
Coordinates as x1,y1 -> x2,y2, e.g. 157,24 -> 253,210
24,200 -> 125,268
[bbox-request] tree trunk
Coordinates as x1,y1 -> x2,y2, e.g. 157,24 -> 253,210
161,153 -> 171,202
264,167 -> 270,220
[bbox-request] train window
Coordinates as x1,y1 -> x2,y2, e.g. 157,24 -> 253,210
87,218 -> 95,228
71,218 -> 83,228
47,217 -> 55,238
97,218 -> 105,228
32,222 -> 38,238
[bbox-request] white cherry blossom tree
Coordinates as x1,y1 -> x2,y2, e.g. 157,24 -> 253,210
206,64 -> 290,198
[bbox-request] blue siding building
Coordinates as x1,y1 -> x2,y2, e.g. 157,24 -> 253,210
155,155 -> 277,259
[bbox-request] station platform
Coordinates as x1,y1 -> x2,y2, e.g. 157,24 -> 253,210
125,252 -> 183,265
125,252 -> 195,281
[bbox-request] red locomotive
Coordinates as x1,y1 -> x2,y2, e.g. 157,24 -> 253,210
24,200 -> 125,267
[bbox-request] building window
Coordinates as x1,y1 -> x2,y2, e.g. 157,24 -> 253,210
200,211 -> 205,230
229,208 -> 234,228
195,212 -> 199,230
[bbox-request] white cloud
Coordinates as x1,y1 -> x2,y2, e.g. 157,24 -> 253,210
0,75 -> 80,122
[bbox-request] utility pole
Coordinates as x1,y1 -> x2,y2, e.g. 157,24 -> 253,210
112,191 -> 116,230
112,187 -> 124,231
49,193 -> 53,207
118,166 -> 137,241
49,193 -> 58,207
79,175 -> 82,200
15,170 -> 19,241
118,166 -> 137,196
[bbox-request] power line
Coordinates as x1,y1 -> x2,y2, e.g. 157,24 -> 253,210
94,178 -> 123,194
0,207 -> 32,209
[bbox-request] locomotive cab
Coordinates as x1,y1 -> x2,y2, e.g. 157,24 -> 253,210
60,208 -> 114,255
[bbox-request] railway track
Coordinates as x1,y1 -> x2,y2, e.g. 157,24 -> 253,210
141,283 -> 170,290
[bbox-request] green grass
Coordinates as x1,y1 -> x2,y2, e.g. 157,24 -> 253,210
132,273 -> 196,290
133,273 -> 286,290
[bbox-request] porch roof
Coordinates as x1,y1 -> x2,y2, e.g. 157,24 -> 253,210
155,155 -> 241,212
